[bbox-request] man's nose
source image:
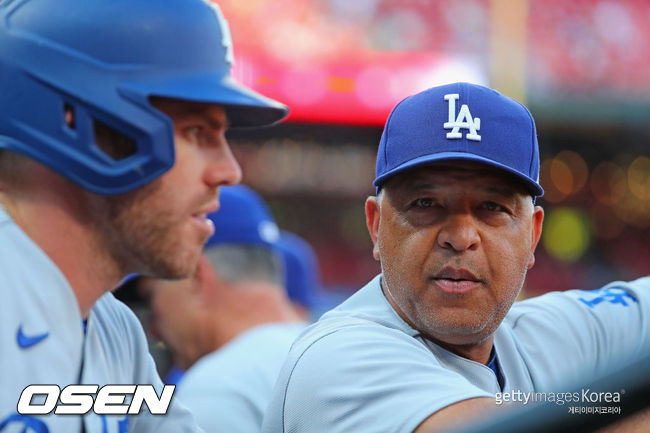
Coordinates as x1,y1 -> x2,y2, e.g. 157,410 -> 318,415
436,212 -> 480,252
203,139 -> 242,188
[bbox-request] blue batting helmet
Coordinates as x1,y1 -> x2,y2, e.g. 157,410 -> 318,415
0,0 -> 288,195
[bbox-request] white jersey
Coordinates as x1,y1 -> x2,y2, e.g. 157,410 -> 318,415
0,208 -> 201,433
176,322 -> 307,433
262,274 -> 650,433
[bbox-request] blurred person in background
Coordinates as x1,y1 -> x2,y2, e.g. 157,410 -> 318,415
275,229 -> 351,321
276,230 -> 323,321
137,185 -> 310,433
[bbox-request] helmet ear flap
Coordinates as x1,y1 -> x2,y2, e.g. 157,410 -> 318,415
93,119 -> 138,163
62,102 -> 138,163
63,103 -> 75,130
0,68 -> 175,195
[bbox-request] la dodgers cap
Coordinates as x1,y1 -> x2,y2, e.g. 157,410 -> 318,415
374,82 -> 544,197
204,185 -> 280,249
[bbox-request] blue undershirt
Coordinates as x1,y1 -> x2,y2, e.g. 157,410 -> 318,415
487,347 -> 504,390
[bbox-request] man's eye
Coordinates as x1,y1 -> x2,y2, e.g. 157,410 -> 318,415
183,126 -> 203,141
412,198 -> 435,208
482,201 -> 506,212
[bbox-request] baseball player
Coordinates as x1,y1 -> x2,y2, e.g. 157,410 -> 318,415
261,83 -> 650,433
0,1 -> 287,432
138,185 -> 309,433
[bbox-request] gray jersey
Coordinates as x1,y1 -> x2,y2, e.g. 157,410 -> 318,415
0,208 -> 201,432
176,323 -> 307,433
262,274 -> 650,433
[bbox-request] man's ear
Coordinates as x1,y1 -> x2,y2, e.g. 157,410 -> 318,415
527,205 -> 544,269
365,196 -> 381,261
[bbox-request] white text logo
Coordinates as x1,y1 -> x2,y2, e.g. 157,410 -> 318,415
443,93 -> 481,141
17,384 -> 175,415
202,0 -> 235,66
494,389 -> 623,406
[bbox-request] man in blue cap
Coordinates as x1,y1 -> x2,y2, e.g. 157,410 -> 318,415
140,185 -> 308,433
262,83 -> 650,433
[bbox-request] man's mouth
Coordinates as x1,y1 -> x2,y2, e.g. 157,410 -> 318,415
432,267 -> 481,293
191,202 -> 219,237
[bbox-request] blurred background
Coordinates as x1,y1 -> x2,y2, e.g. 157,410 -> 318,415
114,0 -> 649,380
119,0 -> 649,312
219,0 -> 649,303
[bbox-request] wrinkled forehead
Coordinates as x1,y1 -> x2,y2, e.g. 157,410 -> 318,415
383,160 -> 532,196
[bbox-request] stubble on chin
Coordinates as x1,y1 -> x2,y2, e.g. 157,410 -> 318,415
90,182 -> 201,280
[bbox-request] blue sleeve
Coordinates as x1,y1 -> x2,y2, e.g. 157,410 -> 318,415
507,277 -> 650,390
265,323 -> 491,433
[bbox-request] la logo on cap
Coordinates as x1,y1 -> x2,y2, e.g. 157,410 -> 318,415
443,93 -> 481,141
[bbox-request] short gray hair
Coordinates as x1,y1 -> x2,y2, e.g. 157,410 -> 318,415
203,244 -> 284,287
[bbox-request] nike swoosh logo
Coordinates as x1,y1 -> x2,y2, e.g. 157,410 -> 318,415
16,325 -> 49,349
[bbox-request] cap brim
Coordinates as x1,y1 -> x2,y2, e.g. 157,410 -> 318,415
374,152 -> 544,197
121,73 -> 289,127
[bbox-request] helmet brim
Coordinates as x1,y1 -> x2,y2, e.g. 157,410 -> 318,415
121,73 -> 289,128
